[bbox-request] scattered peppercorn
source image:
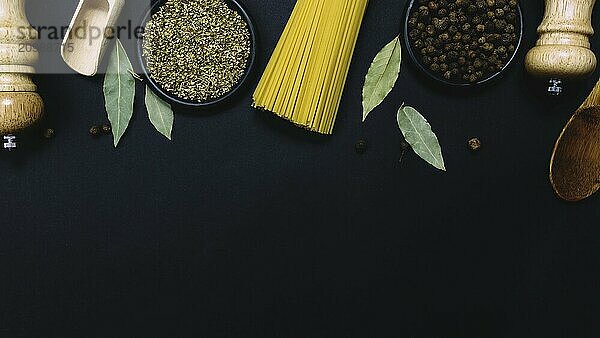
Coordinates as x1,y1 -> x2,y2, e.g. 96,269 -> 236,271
43,128 -> 55,139
89,125 -> 101,137
468,137 -> 482,151
102,124 -> 112,134
408,0 -> 519,84
355,140 -> 368,154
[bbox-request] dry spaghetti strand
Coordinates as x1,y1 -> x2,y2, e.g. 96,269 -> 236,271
252,0 -> 369,135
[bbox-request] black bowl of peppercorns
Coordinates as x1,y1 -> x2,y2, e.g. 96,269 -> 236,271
405,0 -> 522,86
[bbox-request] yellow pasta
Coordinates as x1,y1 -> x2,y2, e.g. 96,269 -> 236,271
253,0 -> 369,135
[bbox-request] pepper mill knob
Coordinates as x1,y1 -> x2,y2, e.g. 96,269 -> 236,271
525,0 -> 597,95
0,0 -> 44,144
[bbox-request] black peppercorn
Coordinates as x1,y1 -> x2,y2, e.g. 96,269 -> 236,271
481,42 -> 494,52
418,6 -> 430,21
408,17 -> 418,28
408,0 -> 518,83
476,0 -> 487,11
43,128 -> 55,139
448,12 -> 458,24
355,140 -> 368,154
506,12 -> 516,23
89,125 -> 101,137
102,124 -> 112,134
409,29 -> 420,41
468,138 -> 482,151
426,24 -> 436,35
494,19 -> 507,30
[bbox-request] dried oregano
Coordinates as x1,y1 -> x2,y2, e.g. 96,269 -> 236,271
142,0 -> 251,102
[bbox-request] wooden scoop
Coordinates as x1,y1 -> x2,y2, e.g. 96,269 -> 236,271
550,78 -> 600,201
61,0 -> 125,76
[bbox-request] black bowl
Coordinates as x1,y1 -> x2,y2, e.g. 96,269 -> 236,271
403,0 -> 523,87
137,0 -> 257,107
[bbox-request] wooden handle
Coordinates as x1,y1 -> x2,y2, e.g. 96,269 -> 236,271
525,0 -> 597,80
0,0 -> 44,134
62,0 -> 125,76
580,77 -> 600,109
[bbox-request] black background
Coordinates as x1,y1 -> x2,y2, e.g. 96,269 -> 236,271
1,0 -> 600,337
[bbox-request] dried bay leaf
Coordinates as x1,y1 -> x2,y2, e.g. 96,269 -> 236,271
104,39 -> 135,147
397,105 -> 446,171
362,36 -> 402,122
145,86 -> 174,140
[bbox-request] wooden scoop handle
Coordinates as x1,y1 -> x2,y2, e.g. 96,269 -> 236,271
525,0 -> 597,80
61,0 -> 125,76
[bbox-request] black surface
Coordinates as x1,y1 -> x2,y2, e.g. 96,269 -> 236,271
2,1 -> 600,337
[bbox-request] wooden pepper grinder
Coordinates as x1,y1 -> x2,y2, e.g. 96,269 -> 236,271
0,0 -> 44,150
525,0 -> 597,95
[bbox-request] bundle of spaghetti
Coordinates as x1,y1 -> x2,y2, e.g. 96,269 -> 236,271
252,0 -> 369,134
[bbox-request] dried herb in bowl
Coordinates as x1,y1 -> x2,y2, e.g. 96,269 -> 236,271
407,0 -> 520,84
142,0 -> 252,102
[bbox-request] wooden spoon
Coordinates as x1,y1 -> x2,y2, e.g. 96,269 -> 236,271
61,0 -> 125,76
550,78 -> 600,201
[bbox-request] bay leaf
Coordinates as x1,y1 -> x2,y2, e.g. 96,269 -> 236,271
362,36 -> 402,122
145,86 -> 174,140
103,39 -> 135,147
397,105 -> 446,171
